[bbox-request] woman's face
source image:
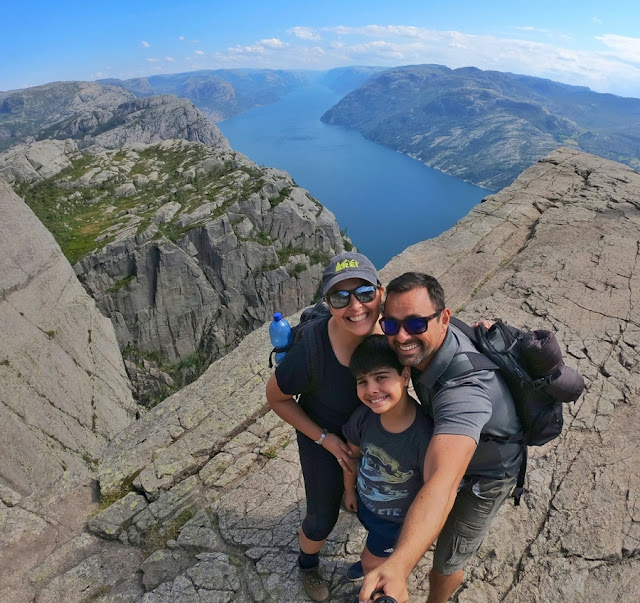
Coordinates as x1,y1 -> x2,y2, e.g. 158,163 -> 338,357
327,277 -> 383,337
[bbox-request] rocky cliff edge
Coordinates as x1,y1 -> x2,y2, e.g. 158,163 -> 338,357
3,148 -> 639,602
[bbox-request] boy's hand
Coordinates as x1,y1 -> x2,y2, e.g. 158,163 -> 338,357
343,489 -> 358,512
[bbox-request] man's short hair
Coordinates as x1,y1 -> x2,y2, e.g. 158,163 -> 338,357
385,272 -> 446,311
349,335 -> 405,378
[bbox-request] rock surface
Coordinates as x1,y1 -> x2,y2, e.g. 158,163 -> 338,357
88,148 -> 640,601
3,147 -> 639,601
0,180 -> 137,495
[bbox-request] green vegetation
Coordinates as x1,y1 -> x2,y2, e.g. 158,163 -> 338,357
97,470 -> 142,510
140,508 -> 197,557
256,230 -> 272,246
122,345 -> 211,407
13,143 -> 248,264
270,186 -> 291,207
263,446 -> 279,459
107,274 -> 136,293
290,262 -> 306,276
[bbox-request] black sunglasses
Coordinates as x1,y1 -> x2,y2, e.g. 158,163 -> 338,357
327,284 -> 378,309
379,310 -> 442,336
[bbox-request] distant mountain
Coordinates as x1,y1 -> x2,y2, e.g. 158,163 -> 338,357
99,67 -> 387,121
319,66 -> 388,95
321,64 -> 640,189
0,81 -> 228,152
99,69 -> 311,121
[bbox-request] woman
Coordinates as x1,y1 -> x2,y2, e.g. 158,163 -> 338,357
265,251 -> 384,602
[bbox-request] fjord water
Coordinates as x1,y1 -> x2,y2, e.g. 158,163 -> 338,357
218,85 -> 488,268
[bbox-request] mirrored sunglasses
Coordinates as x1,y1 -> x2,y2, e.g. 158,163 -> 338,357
379,310 -> 442,336
327,284 -> 378,309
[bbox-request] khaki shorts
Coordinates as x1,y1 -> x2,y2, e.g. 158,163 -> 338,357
433,475 -> 517,575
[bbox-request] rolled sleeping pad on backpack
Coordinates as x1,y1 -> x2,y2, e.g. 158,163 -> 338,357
545,365 -> 586,402
520,330 -> 563,376
520,330 -> 584,403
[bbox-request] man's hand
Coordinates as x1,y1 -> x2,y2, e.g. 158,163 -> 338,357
473,319 -> 494,329
359,560 -> 409,603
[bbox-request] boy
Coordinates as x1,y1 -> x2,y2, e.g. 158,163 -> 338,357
342,335 -> 434,581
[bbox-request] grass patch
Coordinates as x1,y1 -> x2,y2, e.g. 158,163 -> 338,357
289,263 -> 306,276
270,186 -> 291,207
107,274 -> 136,293
141,508 -> 197,557
256,230 -> 272,246
263,446 -> 279,459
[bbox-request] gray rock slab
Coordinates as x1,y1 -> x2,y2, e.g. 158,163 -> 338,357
0,181 -> 136,494
176,509 -> 223,552
142,547 -> 194,590
88,492 -> 149,540
35,546 -> 143,603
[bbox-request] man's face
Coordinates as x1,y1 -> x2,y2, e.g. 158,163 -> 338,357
383,287 -> 450,371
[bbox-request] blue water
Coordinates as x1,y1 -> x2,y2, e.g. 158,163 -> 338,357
218,85 -> 489,268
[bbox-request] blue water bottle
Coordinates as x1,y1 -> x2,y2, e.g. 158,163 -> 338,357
269,312 -> 292,366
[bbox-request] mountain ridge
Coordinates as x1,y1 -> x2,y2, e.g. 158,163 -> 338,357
321,64 -> 640,189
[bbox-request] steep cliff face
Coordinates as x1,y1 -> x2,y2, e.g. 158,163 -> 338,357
2,137 -> 349,403
0,180 -> 137,496
69,148 -> 638,602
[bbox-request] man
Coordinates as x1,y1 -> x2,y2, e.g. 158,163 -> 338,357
360,272 -> 524,603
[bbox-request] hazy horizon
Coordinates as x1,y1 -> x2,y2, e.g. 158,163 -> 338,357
3,0 -> 640,98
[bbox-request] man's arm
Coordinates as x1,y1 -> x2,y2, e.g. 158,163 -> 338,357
359,433 -> 476,603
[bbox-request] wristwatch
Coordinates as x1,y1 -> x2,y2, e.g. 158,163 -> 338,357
315,428 -> 327,445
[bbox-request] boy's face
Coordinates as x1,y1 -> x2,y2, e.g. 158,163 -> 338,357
355,366 -> 411,414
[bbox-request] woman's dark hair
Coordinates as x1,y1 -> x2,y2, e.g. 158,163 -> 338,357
385,272 -> 445,311
349,335 -> 404,378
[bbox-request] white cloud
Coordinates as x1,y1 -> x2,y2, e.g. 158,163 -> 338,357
513,26 -> 552,35
195,50 -> 205,56
146,58 -> 159,63
288,26 -> 321,41
327,25 -> 426,39
592,17 -> 603,25
178,36 -> 185,41
596,34 -> 640,63
141,40 -> 151,48
165,56 -> 175,62
260,38 -> 288,49
210,24 -> 640,97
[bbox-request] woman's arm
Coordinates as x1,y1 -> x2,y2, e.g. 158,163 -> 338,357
266,373 -> 354,470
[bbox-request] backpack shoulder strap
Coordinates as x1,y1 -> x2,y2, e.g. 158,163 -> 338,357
297,315 -> 329,392
438,318 -> 498,385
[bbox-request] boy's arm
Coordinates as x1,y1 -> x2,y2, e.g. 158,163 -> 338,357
342,441 -> 361,511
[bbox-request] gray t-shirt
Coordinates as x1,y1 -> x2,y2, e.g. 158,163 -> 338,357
342,403 -> 434,523
412,323 -> 524,479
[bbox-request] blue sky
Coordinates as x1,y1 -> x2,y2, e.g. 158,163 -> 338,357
3,0 -> 640,97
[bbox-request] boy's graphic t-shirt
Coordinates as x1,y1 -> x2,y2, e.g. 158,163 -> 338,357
342,403 -> 434,523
